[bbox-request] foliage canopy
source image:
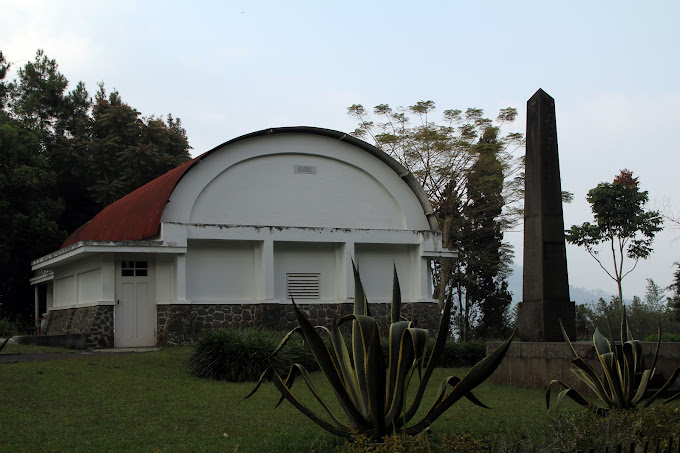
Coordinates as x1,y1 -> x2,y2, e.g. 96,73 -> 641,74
566,169 -> 663,307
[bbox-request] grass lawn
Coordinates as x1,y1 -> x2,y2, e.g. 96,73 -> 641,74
0,347 -> 565,452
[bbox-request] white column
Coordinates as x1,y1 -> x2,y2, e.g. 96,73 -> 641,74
176,255 -> 187,302
344,241 -> 355,301
262,239 -> 275,302
102,255 -> 116,303
34,286 -> 39,331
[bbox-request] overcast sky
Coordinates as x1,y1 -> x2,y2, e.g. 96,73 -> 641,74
3,0 -> 679,300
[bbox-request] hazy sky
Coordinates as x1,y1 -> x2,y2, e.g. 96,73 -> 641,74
3,0 -> 679,300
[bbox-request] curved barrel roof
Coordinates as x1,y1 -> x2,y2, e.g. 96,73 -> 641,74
61,127 -> 438,249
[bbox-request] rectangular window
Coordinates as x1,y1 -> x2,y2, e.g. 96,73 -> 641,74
121,261 -> 148,277
286,273 -> 320,299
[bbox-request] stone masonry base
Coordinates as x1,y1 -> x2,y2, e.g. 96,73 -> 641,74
41,302 -> 442,348
42,305 -> 114,349
157,302 -> 442,346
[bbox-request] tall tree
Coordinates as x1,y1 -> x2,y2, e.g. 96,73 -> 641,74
88,84 -> 191,207
566,169 -> 663,308
443,128 -> 512,339
347,101 -> 524,217
0,111 -> 64,319
669,263 -> 680,321
0,51 -> 10,109
348,101 -> 521,339
0,49 -> 192,321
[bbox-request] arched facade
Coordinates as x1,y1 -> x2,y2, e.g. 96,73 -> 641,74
31,127 -> 453,348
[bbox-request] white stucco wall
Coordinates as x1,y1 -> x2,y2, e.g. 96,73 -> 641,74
161,134 -> 430,231
185,240 -> 258,302
51,255 -> 115,309
355,244 -> 418,301
273,241 -> 341,302
155,254 -> 176,304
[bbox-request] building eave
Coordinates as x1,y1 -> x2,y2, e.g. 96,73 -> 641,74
32,240 -> 187,271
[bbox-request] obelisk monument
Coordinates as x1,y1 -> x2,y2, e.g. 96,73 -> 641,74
517,89 -> 575,341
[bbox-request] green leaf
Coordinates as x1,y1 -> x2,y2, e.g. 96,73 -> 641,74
391,264 -> 401,324
593,328 -> 612,356
570,358 -> 614,406
406,333 -> 513,435
385,321 -> 414,418
291,300 -> 368,428
271,371 -> 352,438
546,380 -> 594,410
365,321 -> 386,436
644,367 -> 680,407
560,319 -> 579,359
401,291 -> 453,425
631,369 -> 653,405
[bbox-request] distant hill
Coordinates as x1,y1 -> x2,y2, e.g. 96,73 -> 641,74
506,264 -> 613,305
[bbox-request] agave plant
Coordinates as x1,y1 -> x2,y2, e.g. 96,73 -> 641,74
546,311 -> 680,414
0,336 -> 9,352
246,264 -> 512,439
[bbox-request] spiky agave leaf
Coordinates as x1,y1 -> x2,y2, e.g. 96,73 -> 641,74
404,333 -> 513,435
550,311 -> 680,413
247,266 -> 511,440
0,336 -> 9,352
400,290 -> 453,427
546,380 -> 592,409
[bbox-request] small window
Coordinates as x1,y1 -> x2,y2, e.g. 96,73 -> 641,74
286,273 -> 320,300
121,261 -> 148,277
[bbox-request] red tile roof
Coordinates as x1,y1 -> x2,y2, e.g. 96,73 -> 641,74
60,158 -> 198,248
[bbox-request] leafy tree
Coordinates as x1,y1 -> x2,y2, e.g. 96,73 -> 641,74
566,170 -> 663,309
576,280 -> 680,342
669,263 -> 680,321
0,51 -> 10,109
348,101 -> 522,340
88,84 -> 191,207
348,101 -> 523,217
0,111 -> 64,319
450,128 -> 513,339
0,49 -> 192,319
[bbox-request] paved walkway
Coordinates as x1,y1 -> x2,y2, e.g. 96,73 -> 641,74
0,347 -> 161,364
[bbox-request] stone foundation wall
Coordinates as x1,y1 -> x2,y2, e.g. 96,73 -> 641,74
157,302 -> 441,346
486,341 -> 680,394
42,305 -> 114,349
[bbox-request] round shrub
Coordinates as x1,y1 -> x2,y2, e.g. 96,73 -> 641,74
188,328 -> 301,382
438,340 -> 486,367
188,328 -> 319,382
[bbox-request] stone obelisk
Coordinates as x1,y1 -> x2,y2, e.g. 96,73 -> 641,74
517,89 -> 575,341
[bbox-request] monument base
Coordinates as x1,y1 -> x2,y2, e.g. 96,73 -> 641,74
486,340 -> 680,394
517,299 -> 575,341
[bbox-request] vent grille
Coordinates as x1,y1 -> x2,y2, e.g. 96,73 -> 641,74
287,273 -> 320,299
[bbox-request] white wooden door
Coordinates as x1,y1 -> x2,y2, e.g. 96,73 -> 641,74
115,259 -> 156,347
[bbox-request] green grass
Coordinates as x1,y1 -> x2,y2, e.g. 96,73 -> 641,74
0,347 -> 571,452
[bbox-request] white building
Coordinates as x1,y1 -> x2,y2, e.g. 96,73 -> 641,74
30,127 -> 453,348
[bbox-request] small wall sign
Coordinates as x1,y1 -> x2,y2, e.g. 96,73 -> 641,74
294,165 -> 317,174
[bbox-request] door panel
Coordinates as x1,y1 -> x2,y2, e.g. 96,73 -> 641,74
115,259 -> 155,347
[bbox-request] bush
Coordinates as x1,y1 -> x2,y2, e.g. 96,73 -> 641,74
187,328 -> 315,382
504,406 -> 680,452
438,340 -> 486,367
644,332 -> 680,342
0,318 -> 20,337
337,432 -> 488,452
